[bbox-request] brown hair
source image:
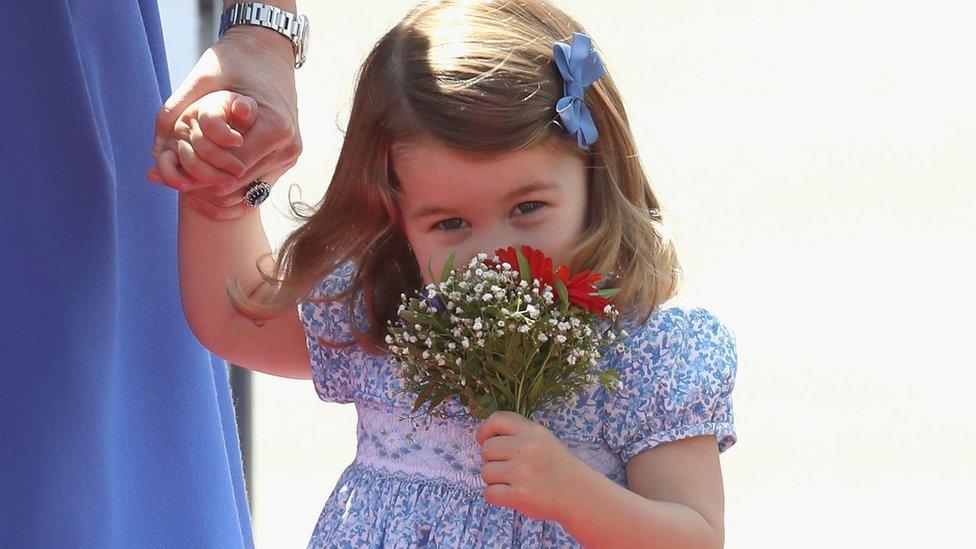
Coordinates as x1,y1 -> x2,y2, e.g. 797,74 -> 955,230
229,0 -> 683,354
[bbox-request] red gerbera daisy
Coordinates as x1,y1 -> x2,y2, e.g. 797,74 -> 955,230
491,245 -> 614,316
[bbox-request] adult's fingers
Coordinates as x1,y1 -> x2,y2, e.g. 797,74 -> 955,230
153,50 -> 222,150
185,185 -> 245,209
181,191 -> 253,221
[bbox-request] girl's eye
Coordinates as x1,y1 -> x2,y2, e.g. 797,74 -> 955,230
433,218 -> 468,231
515,201 -> 545,215
431,202 -> 544,231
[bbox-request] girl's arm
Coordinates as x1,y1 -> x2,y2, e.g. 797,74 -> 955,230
178,194 -> 311,379
557,435 -> 725,549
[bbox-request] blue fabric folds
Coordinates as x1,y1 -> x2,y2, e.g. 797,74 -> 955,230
0,1 -> 254,546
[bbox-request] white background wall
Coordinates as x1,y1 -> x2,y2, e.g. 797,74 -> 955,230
159,1 -> 976,547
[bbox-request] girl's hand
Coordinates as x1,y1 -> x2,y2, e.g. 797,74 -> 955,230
475,410 -> 584,522
149,25 -> 301,199
148,90 -> 256,191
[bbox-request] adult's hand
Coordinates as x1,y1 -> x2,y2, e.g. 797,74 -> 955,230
149,24 -> 302,198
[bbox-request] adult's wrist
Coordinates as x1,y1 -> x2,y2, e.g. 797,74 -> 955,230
218,1 -> 301,68
219,24 -> 295,68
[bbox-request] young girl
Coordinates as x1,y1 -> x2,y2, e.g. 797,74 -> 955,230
152,1 -> 738,546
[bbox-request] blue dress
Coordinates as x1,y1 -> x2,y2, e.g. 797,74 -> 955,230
299,263 -> 738,547
0,1 -> 253,546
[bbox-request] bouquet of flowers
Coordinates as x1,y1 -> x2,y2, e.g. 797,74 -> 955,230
386,245 -> 626,426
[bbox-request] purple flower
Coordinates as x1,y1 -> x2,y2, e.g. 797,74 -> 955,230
424,293 -> 447,314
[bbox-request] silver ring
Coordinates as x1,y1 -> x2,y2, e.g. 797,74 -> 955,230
244,180 -> 271,207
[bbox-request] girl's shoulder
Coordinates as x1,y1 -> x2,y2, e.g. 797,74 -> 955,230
601,302 -> 739,457
617,302 -> 737,361
299,260 -> 370,343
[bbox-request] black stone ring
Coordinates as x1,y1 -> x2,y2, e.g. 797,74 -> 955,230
243,180 -> 271,207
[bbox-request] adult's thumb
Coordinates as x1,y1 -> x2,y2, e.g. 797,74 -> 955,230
154,70 -> 222,143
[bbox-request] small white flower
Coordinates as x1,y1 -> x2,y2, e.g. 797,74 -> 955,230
555,334 -> 567,343
497,320 -> 505,327
461,338 -> 470,348
518,325 -> 530,333
422,350 -> 430,359
384,334 -> 394,344
482,293 -> 493,301
538,333 -> 548,342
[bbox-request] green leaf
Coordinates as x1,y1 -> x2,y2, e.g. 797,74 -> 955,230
486,376 -> 516,402
554,277 -> 569,308
490,356 -> 518,380
526,373 -> 545,404
428,386 -> 453,410
595,288 -> 620,298
412,382 -> 436,413
514,246 -> 531,282
441,251 -> 456,284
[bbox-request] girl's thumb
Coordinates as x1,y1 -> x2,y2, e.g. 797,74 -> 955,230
230,95 -> 259,131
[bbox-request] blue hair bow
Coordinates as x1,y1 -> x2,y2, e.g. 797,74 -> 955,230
553,32 -> 605,150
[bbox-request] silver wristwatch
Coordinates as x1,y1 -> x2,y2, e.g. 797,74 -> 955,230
218,2 -> 309,69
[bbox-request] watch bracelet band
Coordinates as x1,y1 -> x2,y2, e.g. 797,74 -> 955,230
219,2 -> 307,68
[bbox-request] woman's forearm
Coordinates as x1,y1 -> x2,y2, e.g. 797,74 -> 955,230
177,192 -> 271,351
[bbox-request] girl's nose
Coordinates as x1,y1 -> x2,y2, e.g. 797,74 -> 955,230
463,231 -> 523,264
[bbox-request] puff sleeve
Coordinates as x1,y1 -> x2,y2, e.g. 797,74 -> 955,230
298,261 -> 366,404
601,305 -> 738,462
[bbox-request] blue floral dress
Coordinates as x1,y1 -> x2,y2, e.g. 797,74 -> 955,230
299,263 -> 738,548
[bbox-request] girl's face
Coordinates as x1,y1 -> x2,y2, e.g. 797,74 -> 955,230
392,138 -> 589,285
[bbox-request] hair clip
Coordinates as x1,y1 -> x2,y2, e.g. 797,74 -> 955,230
553,32 -> 605,150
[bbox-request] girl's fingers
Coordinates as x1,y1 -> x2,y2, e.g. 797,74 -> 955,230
175,138 -> 237,189
229,95 -> 258,132
199,110 -> 245,148
188,118 -> 246,177
154,148 -> 192,191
